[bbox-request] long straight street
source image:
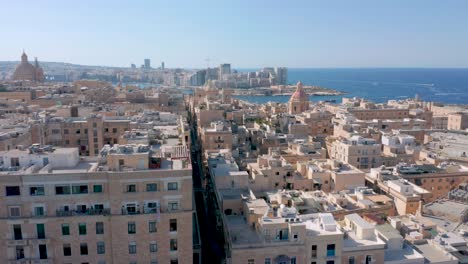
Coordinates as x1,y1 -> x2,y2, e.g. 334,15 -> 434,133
189,111 -> 226,264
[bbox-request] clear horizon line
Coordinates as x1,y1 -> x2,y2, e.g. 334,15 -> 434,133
1,60 -> 468,70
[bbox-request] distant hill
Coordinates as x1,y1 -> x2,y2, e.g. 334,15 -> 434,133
0,61 -> 128,77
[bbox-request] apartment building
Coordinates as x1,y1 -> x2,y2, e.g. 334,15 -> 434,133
31,115 -> 131,156
200,121 -> 233,151
330,136 -> 382,169
366,167 -> 432,215
0,143 -> 193,264
447,112 -> 468,130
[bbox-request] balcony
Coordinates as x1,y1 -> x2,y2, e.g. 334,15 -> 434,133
8,259 -> 53,264
6,239 -> 28,247
56,208 -> 110,217
122,206 -> 161,215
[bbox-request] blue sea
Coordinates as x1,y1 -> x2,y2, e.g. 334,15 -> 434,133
235,68 -> 468,105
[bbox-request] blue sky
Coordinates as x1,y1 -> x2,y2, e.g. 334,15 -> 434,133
2,0 -> 468,68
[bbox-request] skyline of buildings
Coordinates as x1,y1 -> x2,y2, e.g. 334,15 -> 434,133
0,51 -> 467,264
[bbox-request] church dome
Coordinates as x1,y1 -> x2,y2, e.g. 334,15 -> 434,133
13,61 -> 36,81
12,51 -> 44,82
290,81 -> 308,102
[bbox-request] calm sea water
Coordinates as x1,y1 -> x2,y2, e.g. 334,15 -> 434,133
235,68 -> 468,104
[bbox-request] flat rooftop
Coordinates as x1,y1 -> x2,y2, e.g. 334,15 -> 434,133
427,132 -> 468,160
414,243 -> 457,263
424,200 -> 468,221
226,215 -> 263,247
384,244 -> 424,262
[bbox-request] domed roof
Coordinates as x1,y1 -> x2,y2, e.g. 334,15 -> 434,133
13,61 -> 36,80
13,51 -> 43,81
290,81 -> 308,102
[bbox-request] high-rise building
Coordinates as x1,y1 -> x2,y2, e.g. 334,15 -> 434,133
144,59 -> 151,69
131,63 -> 136,69
275,67 -> 288,85
219,63 -> 231,80
161,61 -> 165,70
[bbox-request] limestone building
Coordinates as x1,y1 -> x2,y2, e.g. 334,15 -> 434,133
13,51 -> 44,82
288,81 -> 309,114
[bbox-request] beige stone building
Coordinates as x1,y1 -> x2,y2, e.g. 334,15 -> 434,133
288,81 -> 309,115
330,136 -> 382,169
448,112 -> 468,130
31,115 -> 131,156
200,121 -> 233,151
0,144 -> 194,264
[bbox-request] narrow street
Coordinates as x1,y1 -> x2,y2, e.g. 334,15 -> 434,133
189,111 -> 226,264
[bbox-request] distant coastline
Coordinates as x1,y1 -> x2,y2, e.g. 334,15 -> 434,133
231,84 -> 344,97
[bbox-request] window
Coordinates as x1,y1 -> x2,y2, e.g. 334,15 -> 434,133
290,257 -> 296,264
8,156 -> 20,167
170,259 -> 178,264
146,183 -> 157,192
128,242 -> 137,254
39,244 -> 47,259
9,206 -> 21,217
13,224 -> 22,240
265,258 -> 271,264
79,223 -> 87,235
97,242 -> 105,254
146,202 -> 158,213
76,204 -> 87,213
93,185 -> 103,193
119,159 -> 125,166
327,244 -> 336,257
16,246 -> 25,260
126,184 -> 136,193
150,242 -> 157,252
30,186 -> 45,196
113,128 -> 118,133
168,201 -> 179,211
311,245 -> 317,258
34,206 -> 45,216
63,244 -> 71,256
37,224 -> 45,239
124,203 -> 137,214
128,222 -> 136,234
76,129 -> 81,134
62,224 -> 70,236
348,256 -> 355,264
365,255 -> 373,264
248,259 -> 255,264
170,239 -> 177,251
80,243 -> 88,255
170,219 -> 177,232
6,186 -> 20,196
72,185 -> 88,194
326,261 -> 334,264
149,221 -> 157,233
96,222 -> 104,235
55,185 -> 71,195
64,129 -> 69,134
167,182 -> 178,191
